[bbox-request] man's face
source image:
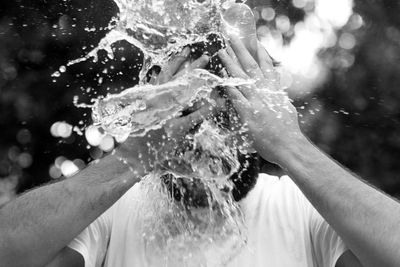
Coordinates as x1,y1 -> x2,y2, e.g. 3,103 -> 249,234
139,44 -> 254,263
149,110 -> 258,263
160,87 -> 260,209
148,35 -> 260,209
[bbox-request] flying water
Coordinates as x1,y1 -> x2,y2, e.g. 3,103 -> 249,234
68,0 -> 229,71
68,0 -> 269,265
83,0 -> 260,182
92,69 -> 253,137
114,0 -> 223,65
138,173 -> 247,266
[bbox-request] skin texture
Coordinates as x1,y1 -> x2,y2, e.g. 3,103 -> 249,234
48,41 -> 360,267
219,35 -> 400,266
0,155 -> 138,267
3,37 -> 397,267
0,50 -> 218,267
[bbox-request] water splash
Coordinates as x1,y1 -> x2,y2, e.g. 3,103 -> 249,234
65,1 -> 269,265
139,173 -> 247,267
92,69 -> 253,138
67,0 -> 234,74
221,2 -> 258,59
158,120 -> 241,182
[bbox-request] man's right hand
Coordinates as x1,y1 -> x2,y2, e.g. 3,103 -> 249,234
218,37 -> 305,165
113,47 -> 217,177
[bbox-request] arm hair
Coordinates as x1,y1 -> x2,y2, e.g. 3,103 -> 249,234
0,155 -> 139,267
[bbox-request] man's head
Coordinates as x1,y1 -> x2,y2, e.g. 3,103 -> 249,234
159,35 -> 260,207
137,35 -> 256,264
144,34 -> 260,208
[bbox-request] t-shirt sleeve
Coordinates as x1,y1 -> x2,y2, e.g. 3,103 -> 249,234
309,206 -> 348,267
68,208 -> 113,267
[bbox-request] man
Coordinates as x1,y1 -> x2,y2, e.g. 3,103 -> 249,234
46,39 -> 361,267
1,37 -> 400,267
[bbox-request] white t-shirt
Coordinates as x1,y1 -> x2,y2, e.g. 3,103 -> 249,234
69,174 -> 348,267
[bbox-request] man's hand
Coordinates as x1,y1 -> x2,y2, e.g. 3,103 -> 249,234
219,37 -> 400,267
218,37 -> 304,165
114,47 -> 217,176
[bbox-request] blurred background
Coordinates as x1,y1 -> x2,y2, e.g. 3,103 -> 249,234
1,0 -> 400,205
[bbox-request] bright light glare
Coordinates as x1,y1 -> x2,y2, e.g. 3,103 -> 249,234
315,0 -> 353,28
99,135 -> 115,152
49,164 -> 62,179
293,0 -> 307,9
55,156 -> 66,169
259,0 -> 354,94
50,121 -> 73,138
348,13 -> 363,30
261,7 -> 275,21
18,153 -> 33,168
60,160 -> 79,177
85,125 -> 105,146
276,15 -> 291,33
339,32 -> 356,50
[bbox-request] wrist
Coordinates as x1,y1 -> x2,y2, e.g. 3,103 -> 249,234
111,144 -> 149,179
91,153 -> 140,184
273,133 -> 314,169
62,154 -> 140,204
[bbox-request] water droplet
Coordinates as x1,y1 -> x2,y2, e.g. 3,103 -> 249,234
52,71 -> 61,77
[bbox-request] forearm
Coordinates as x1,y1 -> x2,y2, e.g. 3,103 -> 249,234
0,154 -> 139,267
278,136 -> 400,267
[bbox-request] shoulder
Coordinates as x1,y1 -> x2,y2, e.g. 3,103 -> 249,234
85,182 -> 142,226
241,173 -> 312,218
247,173 -> 306,202
110,182 -> 142,214
118,182 -> 142,203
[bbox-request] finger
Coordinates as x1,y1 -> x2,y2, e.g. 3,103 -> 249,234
257,42 -> 276,80
184,104 -> 213,124
176,60 -> 191,74
257,43 -> 281,91
165,104 -> 215,137
188,55 -> 210,70
224,86 -> 248,103
229,36 -> 264,80
181,99 -> 207,116
218,49 -> 258,99
223,87 -> 250,126
175,55 -> 210,77
149,69 -> 159,85
218,49 -> 248,79
157,47 -> 191,84
219,68 -> 229,78
226,43 -> 240,66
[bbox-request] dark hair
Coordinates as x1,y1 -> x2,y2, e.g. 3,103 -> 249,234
158,34 -> 261,206
160,151 -> 259,208
229,152 -> 259,201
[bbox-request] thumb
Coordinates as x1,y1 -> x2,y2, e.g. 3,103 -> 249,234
223,86 -> 252,123
224,86 -> 248,103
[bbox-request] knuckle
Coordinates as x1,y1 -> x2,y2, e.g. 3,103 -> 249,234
248,62 -> 260,71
